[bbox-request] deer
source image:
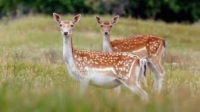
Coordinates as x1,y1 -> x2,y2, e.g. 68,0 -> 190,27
95,15 -> 166,93
53,13 -> 148,101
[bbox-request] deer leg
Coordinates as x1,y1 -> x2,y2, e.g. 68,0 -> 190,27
80,78 -> 89,95
114,86 -> 121,95
121,81 -> 148,101
148,56 -> 165,93
153,60 -> 164,93
120,64 -> 148,101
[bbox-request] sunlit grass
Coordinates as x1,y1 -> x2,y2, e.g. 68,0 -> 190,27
0,14 -> 200,111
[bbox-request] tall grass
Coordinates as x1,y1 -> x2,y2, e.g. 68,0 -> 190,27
0,15 -> 200,112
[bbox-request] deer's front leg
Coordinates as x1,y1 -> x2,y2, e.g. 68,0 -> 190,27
80,78 -> 89,95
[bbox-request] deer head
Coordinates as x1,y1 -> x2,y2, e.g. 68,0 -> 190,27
95,15 -> 119,36
53,13 -> 81,37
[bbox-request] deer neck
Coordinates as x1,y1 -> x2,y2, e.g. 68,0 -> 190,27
102,34 -> 113,53
63,36 -> 73,64
63,36 -> 83,80
62,35 -> 81,80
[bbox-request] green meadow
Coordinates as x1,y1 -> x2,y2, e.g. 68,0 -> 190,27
0,15 -> 200,112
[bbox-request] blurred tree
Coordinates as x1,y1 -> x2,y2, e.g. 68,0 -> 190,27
0,0 -> 199,23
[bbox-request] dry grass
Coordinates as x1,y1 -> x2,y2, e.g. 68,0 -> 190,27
0,14 -> 200,112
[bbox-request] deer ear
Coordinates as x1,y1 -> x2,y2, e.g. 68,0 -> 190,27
73,14 -> 81,24
53,13 -> 61,24
111,15 -> 119,24
95,16 -> 102,24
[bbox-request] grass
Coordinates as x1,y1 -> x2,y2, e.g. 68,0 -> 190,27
0,14 -> 200,112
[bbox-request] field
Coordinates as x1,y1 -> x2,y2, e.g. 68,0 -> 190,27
0,15 -> 200,112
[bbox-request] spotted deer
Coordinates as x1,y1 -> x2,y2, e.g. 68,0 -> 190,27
95,15 -> 166,93
53,13 -> 148,100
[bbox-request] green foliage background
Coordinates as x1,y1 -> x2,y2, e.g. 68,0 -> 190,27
0,0 -> 200,23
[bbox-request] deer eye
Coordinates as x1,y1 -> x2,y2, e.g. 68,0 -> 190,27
71,25 -> 73,27
100,25 -> 103,27
60,24 -> 62,27
110,25 -> 112,27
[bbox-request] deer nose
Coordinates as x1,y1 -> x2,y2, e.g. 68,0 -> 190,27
105,32 -> 108,35
63,32 -> 68,35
